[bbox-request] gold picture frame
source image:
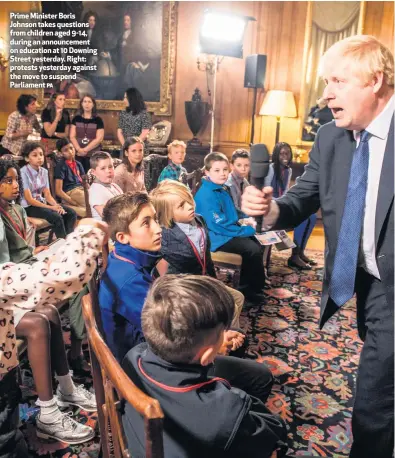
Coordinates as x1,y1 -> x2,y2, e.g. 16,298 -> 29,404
33,1 -> 177,116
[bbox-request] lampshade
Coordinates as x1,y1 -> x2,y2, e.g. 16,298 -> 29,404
259,90 -> 297,118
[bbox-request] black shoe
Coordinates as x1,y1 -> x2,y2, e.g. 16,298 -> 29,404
299,253 -> 318,266
245,290 -> 266,304
287,256 -> 312,270
67,352 -> 91,378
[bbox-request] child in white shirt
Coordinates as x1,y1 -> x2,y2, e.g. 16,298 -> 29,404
88,151 -> 123,221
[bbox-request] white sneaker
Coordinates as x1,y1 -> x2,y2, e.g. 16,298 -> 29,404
36,412 -> 95,444
56,384 -> 97,412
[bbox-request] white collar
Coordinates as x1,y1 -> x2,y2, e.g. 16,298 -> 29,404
353,94 -> 394,141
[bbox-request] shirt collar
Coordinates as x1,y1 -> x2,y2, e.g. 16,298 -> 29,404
169,161 -> 182,172
353,94 -> 394,141
26,164 -> 40,176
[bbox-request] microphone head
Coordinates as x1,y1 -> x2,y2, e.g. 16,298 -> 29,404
250,143 -> 270,178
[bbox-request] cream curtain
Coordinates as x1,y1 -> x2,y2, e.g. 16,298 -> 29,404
304,2 -> 360,119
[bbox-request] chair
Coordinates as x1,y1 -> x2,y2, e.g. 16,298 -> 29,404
82,277 -> 164,458
180,166 -> 205,195
145,121 -> 172,156
143,154 -> 168,192
82,176 -> 92,218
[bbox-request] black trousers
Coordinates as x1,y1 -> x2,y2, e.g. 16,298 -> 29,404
25,205 -> 77,239
210,355 -> 273,404
218,236 -> 266,292
0,369 -> 28,458
350,268 -> 394,458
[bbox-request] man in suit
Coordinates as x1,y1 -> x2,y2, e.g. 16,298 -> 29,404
242,35 -> 394,458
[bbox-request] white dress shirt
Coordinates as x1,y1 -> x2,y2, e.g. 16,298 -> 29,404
264,95 -> 394,280
358,94 -> 394,279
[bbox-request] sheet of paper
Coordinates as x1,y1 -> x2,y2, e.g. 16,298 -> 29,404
255,231 -> 282,246
34,238 -> 66,261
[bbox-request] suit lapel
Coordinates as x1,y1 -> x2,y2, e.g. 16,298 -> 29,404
375,117 -> 394,245
334,130 -> 356,236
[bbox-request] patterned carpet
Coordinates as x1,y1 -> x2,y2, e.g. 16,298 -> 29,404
18,249 -> 362,457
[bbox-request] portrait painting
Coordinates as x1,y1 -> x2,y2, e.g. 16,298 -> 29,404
38,1 -> 177,115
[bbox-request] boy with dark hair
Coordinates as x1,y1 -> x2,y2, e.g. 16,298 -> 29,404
226,149 -> 252,212
195,152 -> 266,300
54,138 -> 86,217
122,275 -> 290,458
88,151 -> 123,220
99,192 -> 162,362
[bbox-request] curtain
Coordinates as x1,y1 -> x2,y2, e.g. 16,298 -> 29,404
304,2 -> 360,120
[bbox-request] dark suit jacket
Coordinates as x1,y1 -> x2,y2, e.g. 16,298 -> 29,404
274,119 -> 394,326
160,214 -> 216,278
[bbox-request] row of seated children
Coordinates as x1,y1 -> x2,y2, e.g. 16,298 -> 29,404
0,160 -> 98,444
96,192 -> 314,457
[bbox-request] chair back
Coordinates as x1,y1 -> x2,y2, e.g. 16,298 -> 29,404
143,154 -> 168,191
45,155 -> 58,201
82,276 -> 164,458
181,167 -> 205,196
82,175 -> 92,218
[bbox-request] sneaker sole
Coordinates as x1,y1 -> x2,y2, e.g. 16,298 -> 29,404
36,429 -> 95,445
57,399 -> 97,412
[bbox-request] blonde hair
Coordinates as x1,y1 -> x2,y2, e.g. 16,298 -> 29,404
150,180 -> 195,228
167,140 -> 186,155
319,35 -> 394,87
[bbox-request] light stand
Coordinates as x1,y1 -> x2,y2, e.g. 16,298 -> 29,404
210,55 -> 219,152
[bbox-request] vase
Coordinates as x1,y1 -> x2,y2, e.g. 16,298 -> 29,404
184,100 -> 209,146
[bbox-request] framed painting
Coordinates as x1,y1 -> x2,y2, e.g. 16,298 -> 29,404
36,1 -> 177,115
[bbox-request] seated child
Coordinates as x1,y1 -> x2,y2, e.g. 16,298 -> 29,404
150,179 -> 245,328
20,141 -> 77,238
99,192 -> 162,362
226,148 -> 251,212
114,137 -> 146,193
157,140 -> 187,183
122,275 -> 287,458
194,152 -> 266,300
0,214 -> 107,445
88,151 -> 123,221
54,137 -> 87,218
0,159 -> 91,377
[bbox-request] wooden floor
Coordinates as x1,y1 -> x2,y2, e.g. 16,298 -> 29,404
290,220 -> 325,252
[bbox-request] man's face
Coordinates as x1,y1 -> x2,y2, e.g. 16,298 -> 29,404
322,59 -> 379,131
124,15 -> 131,30
88,16 -> 96,29
231,158 -> 250,179
205,160 -> 229,185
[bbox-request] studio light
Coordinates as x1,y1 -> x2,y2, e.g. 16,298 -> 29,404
198,10 -> 255,151
199,10 -> 254,59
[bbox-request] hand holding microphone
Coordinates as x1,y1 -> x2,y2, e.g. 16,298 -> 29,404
248,144 -> 272,233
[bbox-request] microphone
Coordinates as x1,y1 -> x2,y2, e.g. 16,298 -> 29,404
249,143 -> 270,233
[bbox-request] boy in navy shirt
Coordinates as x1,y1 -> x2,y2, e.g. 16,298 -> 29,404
54,138 -> 86,217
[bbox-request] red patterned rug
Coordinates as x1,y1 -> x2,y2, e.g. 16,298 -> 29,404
241,249 -> 362,457
18,248 -> 362,457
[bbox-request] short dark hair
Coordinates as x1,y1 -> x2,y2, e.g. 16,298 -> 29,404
142,275 -> 235,364
21,141 -> 43,159
204,152 -> 229,171
16,94 -> 36,115
103,192 -> 151,241
56,137 -> 71,152
90,151 -> 112,170
0,160 -> 23,202
231,148 -> 250,164
124,87 -> 146,115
